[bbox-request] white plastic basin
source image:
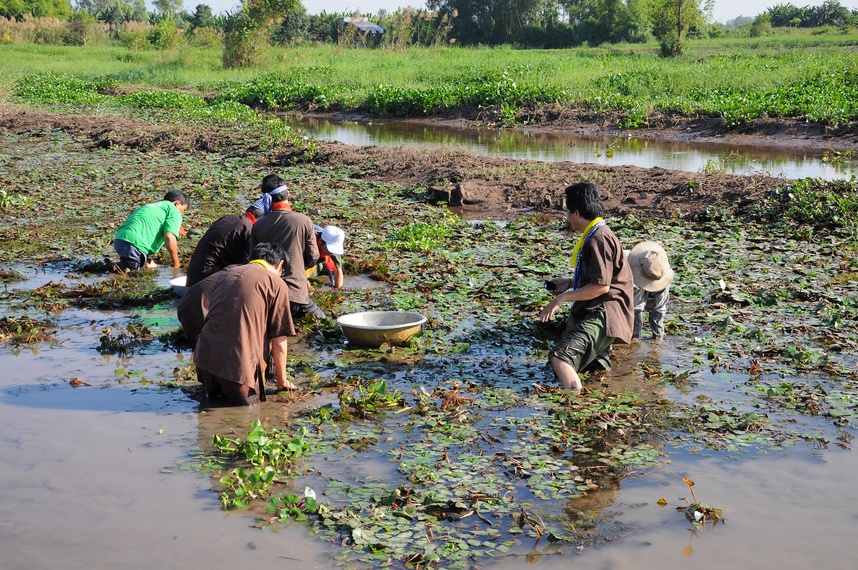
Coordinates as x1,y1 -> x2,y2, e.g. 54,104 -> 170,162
336,311 -> 427,347
169,276 -> 188,297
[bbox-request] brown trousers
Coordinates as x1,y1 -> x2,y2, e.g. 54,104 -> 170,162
196,368 -> 265,406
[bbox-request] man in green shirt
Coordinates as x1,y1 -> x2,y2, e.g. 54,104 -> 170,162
114,190 -> 189,271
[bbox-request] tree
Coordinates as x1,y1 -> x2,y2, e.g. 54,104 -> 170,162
651,0 -> 703,56
223,0 -> 298,68
75,0 -> 146,21
153,0 -> 181,18
270,2 -> 307,44
188,3 -> 214,29
426,0 -> 546,44
2,0 -> 72,19
766,1 -> 850,28
130,0 -> 146,20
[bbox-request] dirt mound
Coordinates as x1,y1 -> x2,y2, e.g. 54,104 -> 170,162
0,105 -> 231,152
0,104 -> 807,220
308,141 -> 784,219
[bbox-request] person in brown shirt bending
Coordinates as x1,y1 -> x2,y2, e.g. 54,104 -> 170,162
185,205 -> 264,287
193,243 -> 297,406
249,185 -> 326,319
540,182 -> 634,391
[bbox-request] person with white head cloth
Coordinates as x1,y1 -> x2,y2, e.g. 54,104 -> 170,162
626,241 -> 674,340
252,181 -> 289,215
249,182 -> 324,319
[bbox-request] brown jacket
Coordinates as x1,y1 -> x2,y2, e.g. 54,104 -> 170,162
194,264 -> 295,392
250,209 -> 318,305
568,224 -> 634,344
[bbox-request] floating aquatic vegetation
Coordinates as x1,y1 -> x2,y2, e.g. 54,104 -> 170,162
97,323 -> 153,356
0,268 -> 26,284
0,316 -> 56,345
677,478 -> 724,528
3,101 -> 858,567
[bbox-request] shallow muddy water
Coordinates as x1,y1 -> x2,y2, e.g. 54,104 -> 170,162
2,285 -> 857,569
282,115 -> 857,181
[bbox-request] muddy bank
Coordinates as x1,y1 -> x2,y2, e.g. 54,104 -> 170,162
0,104 -> 829,219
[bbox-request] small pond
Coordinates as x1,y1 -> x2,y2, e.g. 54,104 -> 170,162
2,271 -> 857,569
281,114 -> 857,181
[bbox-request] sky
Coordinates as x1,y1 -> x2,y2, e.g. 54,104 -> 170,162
185,0 -> 858,25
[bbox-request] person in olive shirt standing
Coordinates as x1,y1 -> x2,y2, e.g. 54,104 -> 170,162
540,182 -> 634,391
114,190 -> 188,272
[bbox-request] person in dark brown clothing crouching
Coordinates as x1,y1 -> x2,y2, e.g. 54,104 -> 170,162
193,242 -> 297,406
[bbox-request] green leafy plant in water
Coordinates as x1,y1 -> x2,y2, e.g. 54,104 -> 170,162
385,221 -> 452,252
13,73 -> 115,106
677,477 -> 724,527
219,466 -> 277,508
781,344 -> 828,368
96,323 -> 152,355
338,378 -> 405,418
0,189 -> 33,210
212,420 -> 310,509
754,178 -> 858,230
212,419 -> 308,469
0,316 -> 55,344
119,90 -> 206,109
384,209 -> 465,253
266,487 -> 320,522
497,101 -> 519,128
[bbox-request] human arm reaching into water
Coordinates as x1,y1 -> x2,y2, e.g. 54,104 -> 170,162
539,282 -> 610,323
164,231 -> 181,269
270,335 -> 298,391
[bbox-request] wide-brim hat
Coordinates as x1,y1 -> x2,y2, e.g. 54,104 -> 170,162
628,241 -> 674,292
321,226 -> 345,256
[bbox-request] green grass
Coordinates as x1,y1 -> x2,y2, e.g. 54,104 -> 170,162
3,32 -> 858,125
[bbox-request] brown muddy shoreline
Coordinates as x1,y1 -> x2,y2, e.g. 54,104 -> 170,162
3,103 -> 854,220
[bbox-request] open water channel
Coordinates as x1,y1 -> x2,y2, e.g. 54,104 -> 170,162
281,114 -> 858,181
2,263 -> 857,569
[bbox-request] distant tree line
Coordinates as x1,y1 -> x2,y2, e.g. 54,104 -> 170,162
2,0 -> 858,57
0,0 -> 226,29
763,0 -> 856,28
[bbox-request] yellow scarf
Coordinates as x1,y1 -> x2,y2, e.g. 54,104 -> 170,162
249,259 -> 269,270
570,216 -> 603,271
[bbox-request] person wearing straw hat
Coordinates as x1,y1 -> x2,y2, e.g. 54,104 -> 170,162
627,241 -> 674,340
540,182 -> 634,391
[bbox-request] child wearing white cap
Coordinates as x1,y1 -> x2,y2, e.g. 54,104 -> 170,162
627,241 -> 674,340
307,225 -> 346,288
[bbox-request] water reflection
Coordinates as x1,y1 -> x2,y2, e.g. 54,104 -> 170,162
281,114 -> 857,181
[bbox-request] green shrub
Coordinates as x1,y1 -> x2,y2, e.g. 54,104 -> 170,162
148,21 -> 185,51
12,73 -> 114,105
121,30 -> 153,51
189,26 -> 221,49
752,178 -> 858,230
119,90 -> 206,109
